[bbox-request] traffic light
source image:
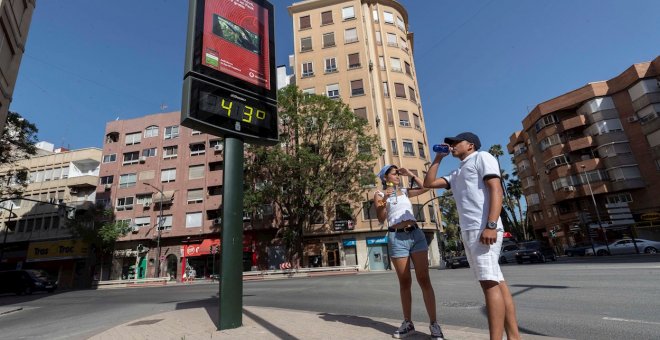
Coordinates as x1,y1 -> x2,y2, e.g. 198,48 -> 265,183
137,244 -> 144,252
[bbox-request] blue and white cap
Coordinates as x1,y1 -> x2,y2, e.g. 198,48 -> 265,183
377,164 -> 397,184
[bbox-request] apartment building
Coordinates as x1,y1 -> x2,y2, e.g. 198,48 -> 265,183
0,0 -> 36,130
507,57 -> 660,251
98,112 -> 282,281
0,143 -> 101,289
289,0 -> 441,270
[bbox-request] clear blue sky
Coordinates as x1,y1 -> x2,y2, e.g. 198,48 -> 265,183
11,0 -> 660,173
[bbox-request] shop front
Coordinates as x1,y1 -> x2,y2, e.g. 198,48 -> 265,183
366,235 -> 390,271
25,239 -> 91,289
181,239 -> 220,281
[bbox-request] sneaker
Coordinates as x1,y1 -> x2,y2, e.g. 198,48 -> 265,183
393,320 -> 415,338
429,321 -> 445,340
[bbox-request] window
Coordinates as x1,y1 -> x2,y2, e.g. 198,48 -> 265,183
362,201 -> 377,220
189,165 -> 205,180
403,140 -> 415,156
351,80 -> 364,96
342,6 -> 355,20
428,205 -> 437,223
418,142 -> 426,158
161,215 -> 173,230
300,37 -> 312,52
378,55 -> 385,70
405,61 -> 412,76
354,107 -> 367,120
103,154 -> 116,163
390,57 -> 401,72
186,212 -> 203,228
394,83 -> 406,98
585,119 -> 624,136
398,110 -> 410,127
161,168 -> 176,182
119,173 -> 137,188
302,88 -> 315,95
209,139 -> 223,149
299,15 -> 311,29
396,16 -> 405,31
134,217 -> 151,228
117,196 -> 135,209
344,28 -> 358,43
413,204 -> 426,222
187,189 -> 204,204
321,11 -> 333,25
386,33 -> 397,47
607,165 -> 642,182
539,134 -> 562,151
326,84 -> 339,98
164,125 -> 179,139
301,61 -> 314,77
325,57 -> 337,73
144,125 -> 159,138
372,9 -> 379,22
136,194 -> 152,205
391,139 -> 398,155
163,145 -> 178,159
383,11 -> 394,24
375,31 -> 382,45
322,32 -> 335,48
208,185 -> 223,196
100,176 -> 113,185
190,143 -> 205,156
123,151 -> 140,165
347,53 -> 360,69
209,161 -> 223,171
413,114 -> 421,129
142,148 -> 157,157
606,193 -> 633,204
387,109 -> 394,126
409,87 -> 417,103
382,82 -> 389,97
125,132 -> 141,145
534,114 -> 558,132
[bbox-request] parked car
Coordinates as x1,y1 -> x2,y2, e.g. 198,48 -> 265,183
585,238 -> 660,256
449,255 -> 470,269
564,242 -> 604,256
515,241 -> 557,264
0,269 -> 58,295
499,244 -> 519,264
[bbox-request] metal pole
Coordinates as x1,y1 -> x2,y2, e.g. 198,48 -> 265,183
219,137 -> 244,330
156,185 -> 163,278
0,204 -> 15,264
581,165 -> 610,254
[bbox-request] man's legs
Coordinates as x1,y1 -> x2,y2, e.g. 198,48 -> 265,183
479,280 -> 520,340
498,280 -> 520,339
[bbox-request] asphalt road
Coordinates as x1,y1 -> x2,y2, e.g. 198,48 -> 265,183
0,255 -> 658,340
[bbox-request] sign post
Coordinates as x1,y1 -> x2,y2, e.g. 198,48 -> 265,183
182,0 -> 277,330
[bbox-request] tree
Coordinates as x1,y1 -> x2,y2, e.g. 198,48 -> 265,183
243,85 -> 382,265
437,190 -> 461,254
0,112 -> 38,197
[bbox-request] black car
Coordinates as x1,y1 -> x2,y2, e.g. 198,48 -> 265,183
564,242 -> 603,256
0,269 -> 58,295
515,241 -> 557,264
449,255 -> 470,269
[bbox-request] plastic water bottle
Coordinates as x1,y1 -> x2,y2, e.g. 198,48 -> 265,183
387,182 -> 397,205
433,144 -> 450,153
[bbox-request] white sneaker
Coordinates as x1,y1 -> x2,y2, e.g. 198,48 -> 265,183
430,321 -> 445,340
392,320 -> 415,338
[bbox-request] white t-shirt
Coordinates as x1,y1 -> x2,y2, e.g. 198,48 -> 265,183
442,151 -> 503,231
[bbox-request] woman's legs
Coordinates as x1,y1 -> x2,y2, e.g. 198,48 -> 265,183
410,250 -> 437,322
391,256 -> 413,320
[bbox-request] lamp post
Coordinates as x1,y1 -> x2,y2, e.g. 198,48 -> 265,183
144,182 -> 165,277
580,165 -> 610,255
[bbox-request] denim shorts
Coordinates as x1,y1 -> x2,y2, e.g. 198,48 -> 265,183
388,228 -> 429,258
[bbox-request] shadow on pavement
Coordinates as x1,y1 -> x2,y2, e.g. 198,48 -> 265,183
318,313 -> 412,338
243,308 -> 299,339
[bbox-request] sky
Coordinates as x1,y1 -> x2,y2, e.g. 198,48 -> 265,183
10,0 -> 660,174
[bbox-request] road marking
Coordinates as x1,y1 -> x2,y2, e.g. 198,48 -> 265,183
603,317 -> 660,326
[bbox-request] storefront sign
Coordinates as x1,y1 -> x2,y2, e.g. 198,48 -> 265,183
113,249 -> 139,258
367,236 -> 388,245
641,212 -> 660,221
342,238 -> 356,247
27,240 -> 89,262
183,239 -> 221,257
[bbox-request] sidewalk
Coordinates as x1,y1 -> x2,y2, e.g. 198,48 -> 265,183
90,305 -> 571,340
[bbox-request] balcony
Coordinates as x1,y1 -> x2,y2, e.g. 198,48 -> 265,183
536,124 -> 559,141
561,115 -> 587,131
631,92 -> 660,112
574,158 -> 600,172
593,131 -> 628,146
567,136 -> 593,152
601,154 -> 638,168
67,175 -> 98,189
641,113 -> 660,136
611,178 -> 645,191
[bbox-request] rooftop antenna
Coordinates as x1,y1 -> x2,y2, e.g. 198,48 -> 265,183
160,103 -> 168,112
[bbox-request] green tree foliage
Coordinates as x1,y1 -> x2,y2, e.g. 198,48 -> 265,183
438,190 -> 461,253
243,85 -> 382,264
67,204 -> 131,255
0,112 -> 38,197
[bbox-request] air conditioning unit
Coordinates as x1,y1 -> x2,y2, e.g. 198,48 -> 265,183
563,186 -> 575,192
131,225 -> 139,233
213,144 -> 223,152
627,116 -> 639,123
139,156 -> 147,163
104,184 -> 112,190
213,217 -> 222,225
143,202 -> 151,208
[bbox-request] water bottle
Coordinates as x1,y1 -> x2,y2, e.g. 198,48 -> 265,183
387,182 -> 397,205
433,144 -> 450,153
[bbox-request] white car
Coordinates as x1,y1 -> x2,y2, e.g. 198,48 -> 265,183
585,238 -> 660,256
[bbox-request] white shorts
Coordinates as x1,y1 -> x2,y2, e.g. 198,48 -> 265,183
461,229 -> 504,282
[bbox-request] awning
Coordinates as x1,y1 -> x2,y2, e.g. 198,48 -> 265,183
153,190 -> 176,204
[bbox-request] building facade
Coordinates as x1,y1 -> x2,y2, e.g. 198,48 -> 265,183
289,0 -> 442,270
507,57 -> 660,252
98,112 -> 283,281
0,144 -> 101,289
0,0 -> 36,130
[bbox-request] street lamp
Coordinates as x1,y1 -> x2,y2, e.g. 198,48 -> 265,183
144,182 -> 165,277
580,165 -> 610,255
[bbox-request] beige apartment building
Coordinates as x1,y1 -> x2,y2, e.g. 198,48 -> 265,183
0,143 -> 101,289
289,0 -> 442,270
0,0 -> 36,130
507,57 -> 660,252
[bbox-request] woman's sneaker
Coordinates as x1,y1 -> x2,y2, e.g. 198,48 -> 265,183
393,320 -> 415,338
429,321 -> 445,340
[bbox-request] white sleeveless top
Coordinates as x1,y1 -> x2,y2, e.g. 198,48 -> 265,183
378,188 -> 416,226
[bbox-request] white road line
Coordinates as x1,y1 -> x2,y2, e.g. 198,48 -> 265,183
603,317 -> 660,326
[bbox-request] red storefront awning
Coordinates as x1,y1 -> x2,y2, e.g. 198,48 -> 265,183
182,234 -> 255,257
